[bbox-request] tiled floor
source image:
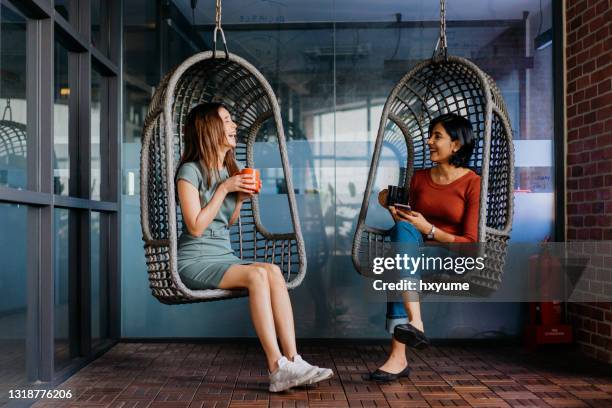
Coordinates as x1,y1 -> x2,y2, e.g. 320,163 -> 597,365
32,341 -> 612,408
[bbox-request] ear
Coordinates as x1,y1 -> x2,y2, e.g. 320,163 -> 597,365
451,140 -> 462,153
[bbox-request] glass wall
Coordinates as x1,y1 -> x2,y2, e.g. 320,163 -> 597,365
91,69 -> 102,200
122,0 -> 556,338
53,208 -> 73,372
53,42 -> 71,196
0,0 -> 121,392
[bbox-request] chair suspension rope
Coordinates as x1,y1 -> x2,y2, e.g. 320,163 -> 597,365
433,0 -> 448,61
213,0 -> 229,58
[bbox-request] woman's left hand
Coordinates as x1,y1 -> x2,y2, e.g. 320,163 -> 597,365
396,209 -> 432,235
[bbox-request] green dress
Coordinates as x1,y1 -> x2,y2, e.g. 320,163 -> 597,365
176,161 -> 250,289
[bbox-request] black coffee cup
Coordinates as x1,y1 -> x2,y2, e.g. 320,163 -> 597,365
386,185 -> 409,207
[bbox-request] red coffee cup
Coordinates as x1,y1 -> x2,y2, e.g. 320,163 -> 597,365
240,168 -> 261,193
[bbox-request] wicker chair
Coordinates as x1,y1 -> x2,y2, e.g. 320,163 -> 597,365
0,120 -> 27,163
351,56 -> 515,295
140,51 -> 306,304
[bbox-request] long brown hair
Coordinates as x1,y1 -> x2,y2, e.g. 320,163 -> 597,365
177,103 -> 240,188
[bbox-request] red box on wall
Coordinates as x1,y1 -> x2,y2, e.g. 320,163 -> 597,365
524,324 -> 573,350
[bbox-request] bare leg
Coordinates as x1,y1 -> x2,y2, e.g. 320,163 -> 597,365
402,290 -> 424,332
379,291 -> 424,373
262,263 -> 298,359
379,339 -> 408,373
218,264 -> 282,371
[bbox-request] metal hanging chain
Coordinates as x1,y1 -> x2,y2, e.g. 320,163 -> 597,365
432,0 -> 448,61
2,99 -> 12,121
213,0 -> 229,58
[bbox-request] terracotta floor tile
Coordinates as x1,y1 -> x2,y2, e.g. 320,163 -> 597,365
26,342 -> 612,408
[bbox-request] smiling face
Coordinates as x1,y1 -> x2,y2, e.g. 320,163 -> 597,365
427,123 -> 462,164
218,106 -> 237,149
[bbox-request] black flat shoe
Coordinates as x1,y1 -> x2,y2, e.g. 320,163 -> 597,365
393,324 -> 430,350
368,366 -> 411,382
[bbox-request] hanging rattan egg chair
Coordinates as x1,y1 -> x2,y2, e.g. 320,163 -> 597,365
352,1 -> 514,295
140,5 -> 306,304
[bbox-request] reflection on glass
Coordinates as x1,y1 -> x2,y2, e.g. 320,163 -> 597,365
91,69 -> 103,200
91,212 -> 109,348
91,0 -> 108,55
122,1 -> 555,338
0,203 -> 28,404
54,208 -> 75,372
54,0 -> 70,21
54,43 -> 70,196
0,3 -> 28,189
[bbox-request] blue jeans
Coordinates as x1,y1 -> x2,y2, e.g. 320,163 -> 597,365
386,221 -> 423,333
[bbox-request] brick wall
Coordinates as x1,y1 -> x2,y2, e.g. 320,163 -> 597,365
565,0 -> 612,364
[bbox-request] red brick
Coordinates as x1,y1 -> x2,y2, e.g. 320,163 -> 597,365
574,191 -> 586,202
569,66 -> 583,83
591,92 -> 612,110
582,134 -> 596,148
577,75 -> 590,90
569,15 -> 583,32
569,216 -> 584,227
585,215 -> 597,226
596,104 -> 612,121
583,318 -> 597,332
577,229 -> 590,239
576,329 -> 592,343
577,25 -> 590,42
591,333 -> 608,348
598,79 -> 611,94
593,202 -> 605,213
591,122 -> 605,136
588,41 -> 604,60
585,188 -> 598,201
585,84 -> 599,99
595,0 -> 608,15
596,53 -> 610,68
583,59 -> 596,75
584,111 -> 597,124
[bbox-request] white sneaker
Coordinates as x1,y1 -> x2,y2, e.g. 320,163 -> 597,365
269,356 -> 318,392
293,355 -> 334,385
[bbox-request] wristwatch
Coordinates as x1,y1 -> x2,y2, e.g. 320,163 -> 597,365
426,224 -> 436,239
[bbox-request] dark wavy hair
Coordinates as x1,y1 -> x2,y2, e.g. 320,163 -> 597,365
428,113 -> 476,168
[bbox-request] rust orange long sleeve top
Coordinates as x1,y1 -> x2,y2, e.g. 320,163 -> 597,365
409,168 -> 481,243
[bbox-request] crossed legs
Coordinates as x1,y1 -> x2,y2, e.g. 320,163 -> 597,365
218,262 -> 297,371
380,221 -> 425,373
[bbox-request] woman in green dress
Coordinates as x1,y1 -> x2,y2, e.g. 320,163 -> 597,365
176,103 -> 332,393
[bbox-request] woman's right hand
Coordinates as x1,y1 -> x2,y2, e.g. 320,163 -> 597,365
222,174 -> 257,194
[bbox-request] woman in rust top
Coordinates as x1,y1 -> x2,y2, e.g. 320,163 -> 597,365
371,113 -> 480,381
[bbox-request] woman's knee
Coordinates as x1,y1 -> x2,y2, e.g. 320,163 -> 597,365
391,221 -> 421,243
247,265 -> 269,287
264,264 -> 286,286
